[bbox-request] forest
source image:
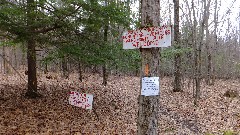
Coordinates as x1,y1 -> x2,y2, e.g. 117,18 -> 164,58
0,0 -> 239,134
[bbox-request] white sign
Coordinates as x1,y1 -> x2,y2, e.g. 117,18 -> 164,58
122,25 -> 171,49
141,77 -> 160,96
69,91 -> 93,109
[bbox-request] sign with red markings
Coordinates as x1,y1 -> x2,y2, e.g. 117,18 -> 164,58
69,91 -> 93,109
122,25 -> 171,49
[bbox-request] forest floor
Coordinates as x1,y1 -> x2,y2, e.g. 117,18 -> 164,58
0,71 -> 239,135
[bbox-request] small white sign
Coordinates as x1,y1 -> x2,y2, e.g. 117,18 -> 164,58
69,91 -> 93,109
122,25 -> 171,49
141,77 -> 160,96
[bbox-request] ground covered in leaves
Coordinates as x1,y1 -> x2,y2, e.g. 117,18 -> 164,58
0,71 -> 239,135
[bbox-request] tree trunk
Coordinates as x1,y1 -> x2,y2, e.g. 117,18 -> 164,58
78,60 -> 83,82
62,55 -> 69,79
13,46 -> 18,70
137,0 -> 160,134
44,62 -> 48,74
0,47 -> 2,73
191,0 -> 198,104
25,37 -> 39,98
102,11 -> 108,86
3,45 -> 12,74
206,44 -> 212,85
205,33 -> 212,85
2,45 -> 6,74
205,0 -> 212,85
21,50 -> 26,70
102,64 -> 107,86
194,0 -> 210,105
25,0 -> 40,98
173,0 -> 182,92
211,0 -> 218,85
194,6 -> 204,105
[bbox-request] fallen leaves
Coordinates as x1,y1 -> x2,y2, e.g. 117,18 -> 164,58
0,72 -> 239,134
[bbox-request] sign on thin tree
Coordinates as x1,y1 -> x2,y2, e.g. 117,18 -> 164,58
122,0 -> 171,134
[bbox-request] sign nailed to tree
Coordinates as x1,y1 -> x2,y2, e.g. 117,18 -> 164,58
141,77 -> 160,96
122,25 -> 171,49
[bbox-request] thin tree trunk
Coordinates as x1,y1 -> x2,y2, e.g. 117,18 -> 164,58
2,45 -> 6,74
173,0 -> 182,92
44,62 -> 48,74
78,60 -> 83,82
13,46 -> 18,69
62,55 -> 69,79
21,50 -> 26,70
0,47 -> 2,73
192,0 -> 198,103
206,44 -> 212,85
137,0 -> 160,134
205,33 -> 212,85
194,0 -> 205,105
102,2 -> 108,86
102,64 -> 107,86
3,45 -> 11,74
205,0 -> 212,85
194,0 -> 210,105
205,28 -> 211,85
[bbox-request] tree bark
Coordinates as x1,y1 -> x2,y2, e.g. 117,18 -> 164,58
102,64 -> 107,86
13,46 -> 18,70
173,0 -> 182,92
194,3 -> 204,105
2,44 -> 12,74
205,0 -> 212,85
194,0 -> 210,105
137,0 -> 160,134
2,45 -> 6,74
62,55 -> 69,79
25,37 -> 39,98
44,62 -> 48,74
78,60 -> 83,82
205,27 -> 211,85
0,47 -> 2,73
191,0 -> 198,104
102,4 -> 108,86
211,0 -> 218,84
25,0 -> 40,98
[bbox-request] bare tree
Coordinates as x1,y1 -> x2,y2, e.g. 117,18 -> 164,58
210,0 -> 218,85
191,0 -> 198,105
193,0 -> 211,105
173,0 -> 182,92
205,0 -> 212,85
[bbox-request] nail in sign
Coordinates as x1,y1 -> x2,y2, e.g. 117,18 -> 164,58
69,91 -> 93,109
122,25 -> 171,49
141,77 -> 160,96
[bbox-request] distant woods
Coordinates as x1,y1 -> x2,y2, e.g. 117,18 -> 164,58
0,0 -> 240,83
0,0 -> 135,98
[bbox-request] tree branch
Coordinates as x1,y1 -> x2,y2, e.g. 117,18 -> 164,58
33,24 -> 61,34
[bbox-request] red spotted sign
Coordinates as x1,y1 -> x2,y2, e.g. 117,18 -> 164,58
69,91 -> 93,109
122,25 -> 171,49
